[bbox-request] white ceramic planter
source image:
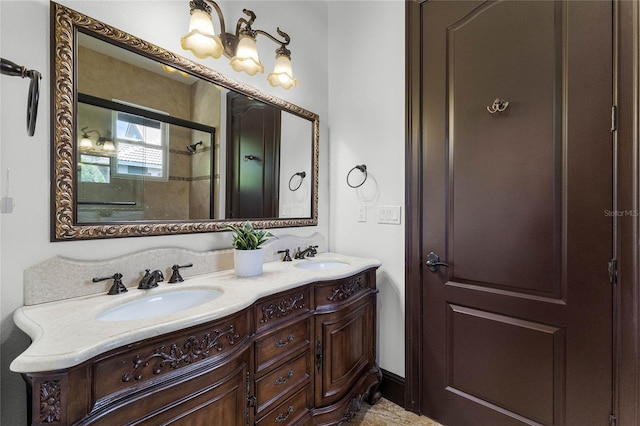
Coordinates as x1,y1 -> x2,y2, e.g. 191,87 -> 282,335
233,248 -> 264,277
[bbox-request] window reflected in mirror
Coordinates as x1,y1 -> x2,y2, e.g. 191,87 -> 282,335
77,100 -> 216,222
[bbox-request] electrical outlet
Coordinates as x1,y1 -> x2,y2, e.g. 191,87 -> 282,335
358,205 -> 367,222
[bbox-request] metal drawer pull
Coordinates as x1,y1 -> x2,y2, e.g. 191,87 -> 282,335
275,369 -> 294,385
275,405 -> 294,423
275,334 -> 295,348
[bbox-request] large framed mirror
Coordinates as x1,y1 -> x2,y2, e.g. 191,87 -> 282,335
51,2 -> 318,241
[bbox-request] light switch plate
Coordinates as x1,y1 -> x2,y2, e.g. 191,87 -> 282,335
378,206 -> 401,225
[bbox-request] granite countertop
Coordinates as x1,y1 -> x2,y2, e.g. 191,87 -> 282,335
10,253 -> 380,374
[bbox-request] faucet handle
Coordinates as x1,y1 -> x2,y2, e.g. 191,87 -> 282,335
168,263 -> 193,283
93,272 -> 127,295
278,249 -> 292,262
308,245 -> 318,257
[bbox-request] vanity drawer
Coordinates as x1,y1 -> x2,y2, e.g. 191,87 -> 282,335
92,309 -> 250,402
255,350 -> 311,414
255,287 -> 310,332
255,317 -> 311,374
314,271 -> 373,308
256,383 -> 313,426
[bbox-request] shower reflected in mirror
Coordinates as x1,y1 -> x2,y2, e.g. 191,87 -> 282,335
187,141 -> 203,153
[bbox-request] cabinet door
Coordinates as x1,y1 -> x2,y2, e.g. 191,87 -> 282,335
314,295 -> 375,407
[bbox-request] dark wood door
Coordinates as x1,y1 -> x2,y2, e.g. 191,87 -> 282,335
414,1 -> 613,425
226,92 -> 281,219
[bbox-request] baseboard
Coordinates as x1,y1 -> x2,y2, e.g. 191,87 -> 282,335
380,368 -> 405,408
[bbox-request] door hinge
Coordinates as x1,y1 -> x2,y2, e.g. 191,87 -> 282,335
608,259 -> 618,285
611,105 -> 618,132
610,414 -> 617,426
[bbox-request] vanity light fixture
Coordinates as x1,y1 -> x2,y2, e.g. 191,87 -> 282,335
79,127 -> 115,152
180,0 -> 298,89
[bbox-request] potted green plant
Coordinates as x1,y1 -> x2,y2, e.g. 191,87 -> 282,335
225,222 -> 272,277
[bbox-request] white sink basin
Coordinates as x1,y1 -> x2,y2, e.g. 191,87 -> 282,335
96,289 -> 222,322
295,260 -> 350,270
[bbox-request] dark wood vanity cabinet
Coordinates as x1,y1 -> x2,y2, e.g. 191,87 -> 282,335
21,269 -> 380,425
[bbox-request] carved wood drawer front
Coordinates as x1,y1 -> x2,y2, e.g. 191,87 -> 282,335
256,383 -> 313,426
255,350 -> 311,414
255,317 -> 311,374
92,309 -> 250,402
314,271 -> 372,309
256,287 -> 310,332
87,351 -> 250,426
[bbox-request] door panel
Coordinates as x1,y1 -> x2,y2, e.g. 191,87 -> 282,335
449,1 -> 562,295
447,305 -> 564,425
419,1 -> 613,425
226,92 -> 281,219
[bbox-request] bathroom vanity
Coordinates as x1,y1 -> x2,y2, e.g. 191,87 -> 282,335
12,254 -> 381,425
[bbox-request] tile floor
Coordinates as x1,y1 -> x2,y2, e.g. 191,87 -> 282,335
350,398 -> 443,425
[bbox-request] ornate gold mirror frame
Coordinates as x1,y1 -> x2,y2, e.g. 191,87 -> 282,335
51,2 -> 319,241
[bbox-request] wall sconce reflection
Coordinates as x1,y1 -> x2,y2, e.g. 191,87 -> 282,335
161,64 -> 191,78
79,127 -> 115,152
180,0 -> 298,89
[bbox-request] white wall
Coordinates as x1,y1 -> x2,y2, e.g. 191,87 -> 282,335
0,1 -> 328,424
1,1 -> 407,423
327,1 -> 406,378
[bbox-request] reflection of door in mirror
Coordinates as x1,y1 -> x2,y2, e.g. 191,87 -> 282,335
226,93 -> 281,219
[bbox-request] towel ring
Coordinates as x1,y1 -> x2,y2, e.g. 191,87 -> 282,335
1,58 -> 42,136
288,171 -> 306,191
347,164 -> 367,188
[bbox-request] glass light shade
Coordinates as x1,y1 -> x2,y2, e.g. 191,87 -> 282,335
101,140 -> 116,151
230,35 -> 264,76
267,55 -> 298,89
80,136 -> 93,148
180,9 -> 223,59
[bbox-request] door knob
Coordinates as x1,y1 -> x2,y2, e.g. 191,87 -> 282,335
426,252 -> 450,272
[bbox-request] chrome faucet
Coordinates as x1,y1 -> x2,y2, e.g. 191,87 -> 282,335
295,245 -> 318,259
138,269 -> 164,289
